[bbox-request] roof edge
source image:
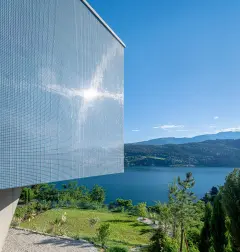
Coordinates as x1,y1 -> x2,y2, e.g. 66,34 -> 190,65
81,0 -> 126,48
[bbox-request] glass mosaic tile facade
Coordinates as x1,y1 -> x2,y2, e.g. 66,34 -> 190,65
0,0 -> 124,189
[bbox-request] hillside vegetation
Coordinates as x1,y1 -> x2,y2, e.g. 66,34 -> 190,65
14,169 -> 240,252
125,139 -> 240,167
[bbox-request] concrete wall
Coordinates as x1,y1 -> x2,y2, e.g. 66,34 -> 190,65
0,188 -> 21,251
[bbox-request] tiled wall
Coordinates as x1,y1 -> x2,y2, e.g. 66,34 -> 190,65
0,0 -> 124,189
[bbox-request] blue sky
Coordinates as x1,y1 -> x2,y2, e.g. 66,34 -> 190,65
88,0 -> 240,143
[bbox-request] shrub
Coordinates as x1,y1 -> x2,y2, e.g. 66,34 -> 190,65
48,212 -> 67,235
116,199 -> 133,209
58,200 -> 69,208
67,199 -> 78,208
77,200 -> 102,210
51,201 -> 59,209
96,223 -> 111,248
108,199 -> 133,212
14,202 -> 39,222
89,217 -> 100,228
15,206 -> 28,219
36,200 -> 51,212
110,206 -> 125,213
11,217 -> 21,227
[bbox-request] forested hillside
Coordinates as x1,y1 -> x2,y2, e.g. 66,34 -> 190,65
125,139 -> 240,167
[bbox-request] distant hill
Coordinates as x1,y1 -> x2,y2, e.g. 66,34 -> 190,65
131,131 -> 240,145
124,139 -> 240,167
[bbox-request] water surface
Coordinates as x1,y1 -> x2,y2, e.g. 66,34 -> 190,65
60,167 -> 234,205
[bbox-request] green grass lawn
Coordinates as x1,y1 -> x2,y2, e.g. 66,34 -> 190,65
20,209 -> 152,249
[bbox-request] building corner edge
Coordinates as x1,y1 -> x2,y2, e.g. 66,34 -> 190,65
0,187 -> 22,251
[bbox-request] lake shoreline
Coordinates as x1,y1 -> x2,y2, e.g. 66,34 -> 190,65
57,166 -> 234,205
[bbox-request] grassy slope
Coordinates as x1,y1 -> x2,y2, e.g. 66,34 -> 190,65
20,209 -> 152,248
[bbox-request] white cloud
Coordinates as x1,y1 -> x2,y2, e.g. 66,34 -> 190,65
132,129 -> 140,132
217,127 -> 240,133
209,125 -> 216,128
214,116 -> 219,120
176,129 -> 189,132
161,125 -> 184,130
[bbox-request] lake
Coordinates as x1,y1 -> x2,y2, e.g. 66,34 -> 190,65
59,167 -> 234,205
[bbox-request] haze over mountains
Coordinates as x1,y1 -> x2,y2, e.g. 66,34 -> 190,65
131,131 -> 240,145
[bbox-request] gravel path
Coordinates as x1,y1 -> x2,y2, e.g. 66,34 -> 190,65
3,229 -> 97,252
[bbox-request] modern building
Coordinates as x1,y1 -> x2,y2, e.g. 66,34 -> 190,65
0,0 -> 124,249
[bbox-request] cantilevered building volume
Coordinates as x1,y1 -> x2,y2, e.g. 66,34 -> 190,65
0,0 -> 124,249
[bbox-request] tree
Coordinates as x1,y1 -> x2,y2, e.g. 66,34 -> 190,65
169,172 -> 196,252
90,185 -> 105,204
155,202 -> 171,233
21,188 -> 29,204
222,168 -> 240,251
20,188 -> 34,204
201,186 -> 219,204
96,223 -> 111,248
35,184 -> 58,202
135,202 -> 148,218
148,226 -> 167,252
211,194 -> 227,252
116,198 -> 133,210
199,202 -> 212,252
225,216 -> 236,252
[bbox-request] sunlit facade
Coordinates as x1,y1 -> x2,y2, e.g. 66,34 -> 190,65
0,0 -> 124,189
0,0 -> 124,248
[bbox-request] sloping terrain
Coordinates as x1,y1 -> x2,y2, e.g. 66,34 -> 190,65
125,139 -> 240,167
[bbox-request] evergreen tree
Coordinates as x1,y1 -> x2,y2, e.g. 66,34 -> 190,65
148,226 -> 166,252
156,202 -> 171,233
211,194 -> 227,252
199,202 -> 212,252
201,186 -> 219,204
169,172 -> 196,252
222,169 -> 240,251
25,188 -> 29,204
21,188 -> 31,204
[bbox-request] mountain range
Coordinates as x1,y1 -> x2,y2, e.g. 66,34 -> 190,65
125,132 -> 240,167
131,131 -> 240,145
